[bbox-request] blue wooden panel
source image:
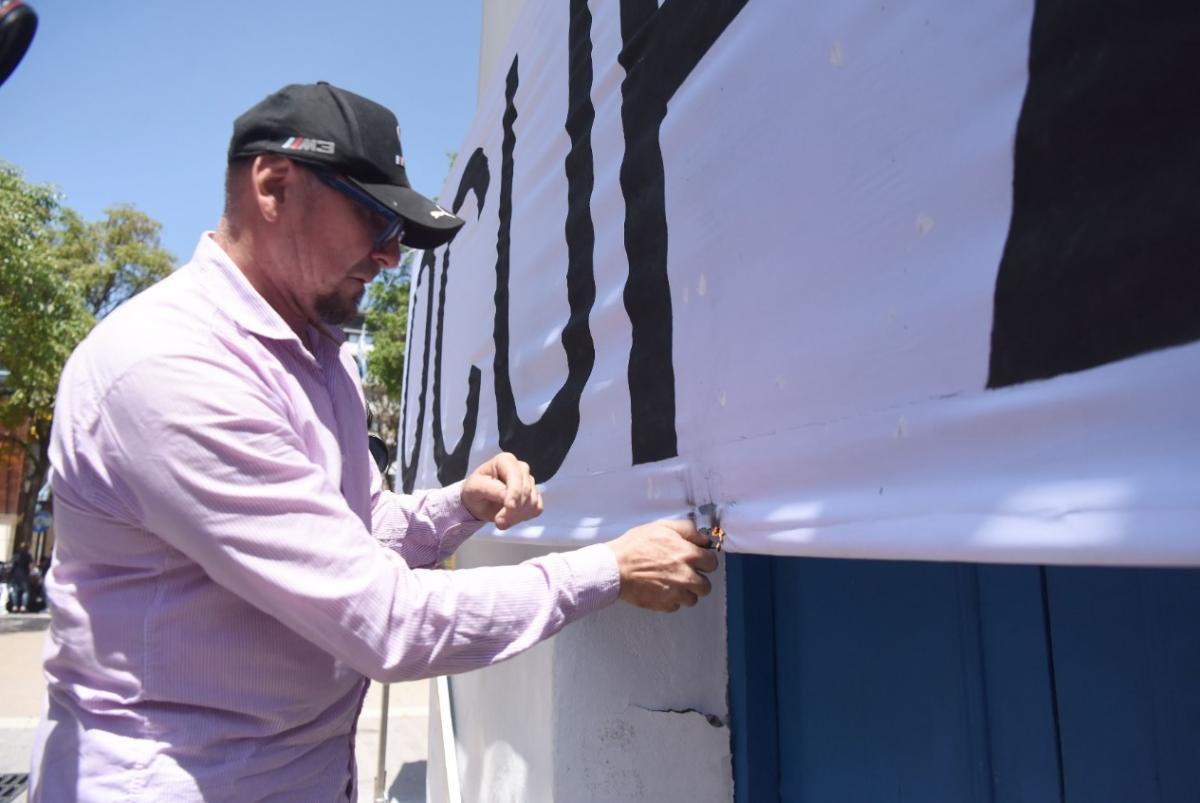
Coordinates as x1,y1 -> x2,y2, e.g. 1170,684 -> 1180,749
975,566 -> 1063,803
728,559 -> 1066,803
728,558 -> 1200,802
769,559 -> 995,802
1045,567 -> 1200,803
725,554 -> 781,803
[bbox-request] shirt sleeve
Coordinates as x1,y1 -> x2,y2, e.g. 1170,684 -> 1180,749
368,466 -> 484,568
97,354 -> 621,682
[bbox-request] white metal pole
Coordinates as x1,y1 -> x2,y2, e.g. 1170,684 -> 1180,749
373,682 -> 390,802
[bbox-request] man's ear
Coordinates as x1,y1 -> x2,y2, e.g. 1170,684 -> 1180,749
250,155 -> 295,223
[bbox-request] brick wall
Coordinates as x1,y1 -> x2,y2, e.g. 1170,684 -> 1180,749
1,425 -> 27,516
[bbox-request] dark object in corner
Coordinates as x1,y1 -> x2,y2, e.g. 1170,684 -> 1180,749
0,1 -> 37,88
368,434 -> 390,475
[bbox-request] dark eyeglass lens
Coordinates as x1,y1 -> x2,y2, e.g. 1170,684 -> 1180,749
316,171 -> 404,249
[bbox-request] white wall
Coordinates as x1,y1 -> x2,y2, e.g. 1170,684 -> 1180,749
443,539 -> 732,802
449,541 -> 558,803
0,515 -> 16,560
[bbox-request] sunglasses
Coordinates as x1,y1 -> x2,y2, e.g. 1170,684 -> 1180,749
313,170 -> 406,252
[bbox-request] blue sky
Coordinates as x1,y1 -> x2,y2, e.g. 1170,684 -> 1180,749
1,1 -> 482,264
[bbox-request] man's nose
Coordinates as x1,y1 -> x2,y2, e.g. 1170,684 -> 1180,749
370,238 -> 401,270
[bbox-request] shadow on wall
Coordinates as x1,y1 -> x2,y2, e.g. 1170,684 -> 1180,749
387,760 -> 427,803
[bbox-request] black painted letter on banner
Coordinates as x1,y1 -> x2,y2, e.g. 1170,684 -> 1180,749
988,0 -> 1200,388
618,0 -> 750,463
492,0 -> 598,481
399,251 -> 437,493
431,148 -> 490,486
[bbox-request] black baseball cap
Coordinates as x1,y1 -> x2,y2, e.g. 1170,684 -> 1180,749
229,82 -> 464,250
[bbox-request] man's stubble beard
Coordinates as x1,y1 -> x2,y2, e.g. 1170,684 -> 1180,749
314,285 -> 363,326
314,257 -> 372,325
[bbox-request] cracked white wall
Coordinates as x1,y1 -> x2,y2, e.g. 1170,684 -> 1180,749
444,538 -> 733,803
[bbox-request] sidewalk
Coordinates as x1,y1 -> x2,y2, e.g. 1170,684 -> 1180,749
0,614 -> 429,802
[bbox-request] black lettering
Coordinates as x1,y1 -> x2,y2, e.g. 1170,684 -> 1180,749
618,0 -> 751,463
988,0 -> 1200,387
492,0 -> 598,481
431,148 -> 490,485
398,250 -> 437,493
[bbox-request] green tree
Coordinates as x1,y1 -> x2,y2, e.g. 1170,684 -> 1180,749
364,256 -> 412,399
362,254 -> 412,476
0,164 -> 174,552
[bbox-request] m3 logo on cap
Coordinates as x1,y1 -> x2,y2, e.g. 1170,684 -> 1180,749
281,137 -> 336,155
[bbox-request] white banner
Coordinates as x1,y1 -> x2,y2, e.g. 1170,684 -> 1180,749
400,0 -> 1200,564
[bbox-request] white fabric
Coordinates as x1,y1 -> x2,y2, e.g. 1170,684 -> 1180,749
402,0 -> 1200,565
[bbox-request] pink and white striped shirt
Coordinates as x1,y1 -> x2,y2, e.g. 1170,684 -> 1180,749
31,234 -> 620,801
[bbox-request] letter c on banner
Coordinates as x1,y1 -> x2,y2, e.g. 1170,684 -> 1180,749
431,148 -> 490,486
398,250 -> 437,494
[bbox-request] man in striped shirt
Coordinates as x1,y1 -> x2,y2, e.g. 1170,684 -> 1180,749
29,83 -> 716,801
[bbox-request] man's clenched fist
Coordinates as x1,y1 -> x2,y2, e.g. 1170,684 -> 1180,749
462,452 -> 544,529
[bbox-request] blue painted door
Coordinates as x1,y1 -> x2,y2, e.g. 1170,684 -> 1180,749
726,557 -> 1200,802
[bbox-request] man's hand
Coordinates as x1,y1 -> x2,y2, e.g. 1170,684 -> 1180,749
606,519 -> 719,612
462,452 -> 544,529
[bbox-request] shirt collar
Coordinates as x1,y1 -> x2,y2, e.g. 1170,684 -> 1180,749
190,233 -> 348,350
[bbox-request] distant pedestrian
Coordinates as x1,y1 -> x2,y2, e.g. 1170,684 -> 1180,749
8,542 -> 32,613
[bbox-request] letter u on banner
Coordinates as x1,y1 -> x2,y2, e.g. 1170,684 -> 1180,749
492,1 -> 599,482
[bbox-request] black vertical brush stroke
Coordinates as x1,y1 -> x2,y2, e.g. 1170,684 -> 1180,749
988,0 -> 1200,388
398,251 -> 437,493
492,0 -> 598,481
618,0 -> 751,463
